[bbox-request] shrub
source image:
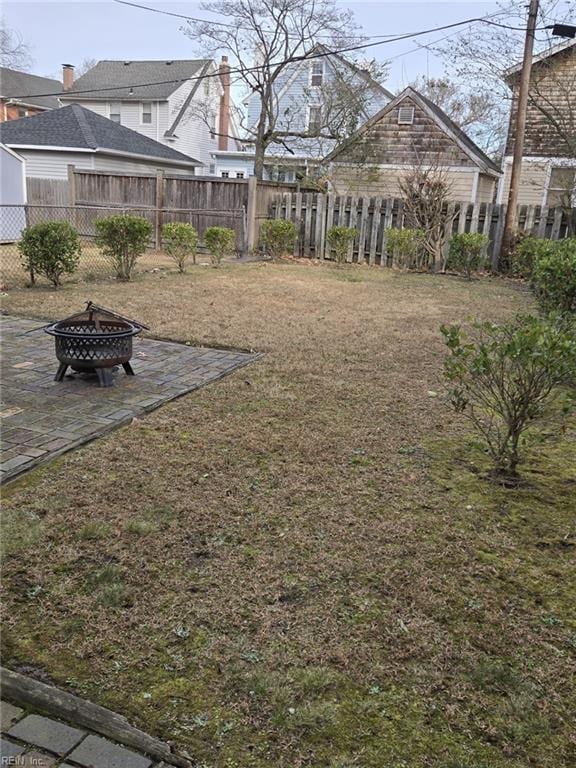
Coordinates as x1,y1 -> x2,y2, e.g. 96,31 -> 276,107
532,238 -> 576,315
260,219 -> 297,259
18,221 -> 80,287
326,226 -> 357,266
441,314 -> 576,479
510,233 -> 545,279
447,232 -> 489,279
204,226 -> 235,267
162,222 -> 198,273
95,215 -> 151,281
384,228 -> 425,270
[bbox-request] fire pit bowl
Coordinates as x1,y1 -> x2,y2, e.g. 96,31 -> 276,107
44,302 -> 148,387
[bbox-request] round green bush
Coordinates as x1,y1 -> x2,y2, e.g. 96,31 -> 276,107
326,226 -> 357,266
532,238 -> 576,315
162,222 -> 198,273
204,226 -> 235,267
95,215 -> 151,281
260,219 -> 297,259
447,232 -> 489,279
18,220 -> 81,288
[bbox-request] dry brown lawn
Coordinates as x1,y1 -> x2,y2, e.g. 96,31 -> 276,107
1,262 -> 575,768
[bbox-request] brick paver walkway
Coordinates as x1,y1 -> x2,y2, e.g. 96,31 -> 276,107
1,698 -> 187,767
1,314 -> 259,484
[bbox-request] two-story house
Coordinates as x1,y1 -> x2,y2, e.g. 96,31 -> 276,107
212,48 -> 393,181
60,58 -> 235,174
0,67 -> 62,122
498,38 -> 575,207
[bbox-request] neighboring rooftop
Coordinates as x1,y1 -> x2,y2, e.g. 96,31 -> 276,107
0,67 -> 62,110
325,86 -> 501,175
505,37 -> 576,78
0,104 -> 200,165
63,59 -> 212,100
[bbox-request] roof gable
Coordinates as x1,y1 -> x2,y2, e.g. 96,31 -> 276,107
0,104 -> 199,165
505,38 -> 575,79
325,87 -> 500,174
0,67 -> 62,110
63,59 -> 211,101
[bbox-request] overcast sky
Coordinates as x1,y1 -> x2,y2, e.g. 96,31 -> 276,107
2,0 -> 573,94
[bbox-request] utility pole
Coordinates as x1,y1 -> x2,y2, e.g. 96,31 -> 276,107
498,0 -> 539,270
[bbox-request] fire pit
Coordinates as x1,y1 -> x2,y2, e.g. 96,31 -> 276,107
44,302 -> 148,388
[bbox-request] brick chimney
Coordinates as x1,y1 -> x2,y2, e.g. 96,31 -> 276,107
62,64 -> 74,91
218,55 -> 230,151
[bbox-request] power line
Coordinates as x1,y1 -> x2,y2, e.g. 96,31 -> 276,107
11,16 -> 546,100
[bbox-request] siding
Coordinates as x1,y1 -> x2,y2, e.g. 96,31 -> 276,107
17,149 -> 95,179
505,45 -> 575,158
330,165 -> 481,202
92,154 -> 194,176
477,173 -> 497,204
498,158 -> 549,206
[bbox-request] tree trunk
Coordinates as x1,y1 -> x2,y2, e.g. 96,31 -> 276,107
253,141 -> 266,180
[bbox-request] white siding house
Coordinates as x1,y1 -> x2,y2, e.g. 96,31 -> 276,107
60,59 -> 232,173
0,105 -> 201,185
0,143 -> 26,241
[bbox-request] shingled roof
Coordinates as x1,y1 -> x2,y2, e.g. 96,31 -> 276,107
0,104 -> 200,165
0,67 -> 62,110
325,87 -> 501,175
63,59 -> 211,101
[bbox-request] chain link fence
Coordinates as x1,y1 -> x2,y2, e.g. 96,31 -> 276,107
0,204 -> 246,287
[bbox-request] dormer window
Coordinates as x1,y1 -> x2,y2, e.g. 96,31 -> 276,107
398,106 -> 415,125
310,61 -> 324,87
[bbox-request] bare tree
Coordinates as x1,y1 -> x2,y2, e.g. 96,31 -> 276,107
435,0 -> 576,156
0,25 -> 32,71
409,76 -> 501,155
398,149 -> 458,272
75,58 -> 98,78
183,0 -> 382,178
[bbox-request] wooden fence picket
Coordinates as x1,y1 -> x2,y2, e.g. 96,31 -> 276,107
265,193 -> 573,264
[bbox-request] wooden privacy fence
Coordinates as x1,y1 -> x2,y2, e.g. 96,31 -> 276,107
25,168 -> 316,251
270,193 -> 575,266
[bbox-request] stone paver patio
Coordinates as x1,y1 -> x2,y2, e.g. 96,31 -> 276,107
1,314 -> 259,484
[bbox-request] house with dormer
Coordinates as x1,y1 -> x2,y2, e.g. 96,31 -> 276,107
60,58 -> 237,174
213,48 -> 393,181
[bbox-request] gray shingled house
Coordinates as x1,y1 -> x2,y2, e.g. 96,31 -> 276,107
0,104 -> 200,179
0,67 -> 62,121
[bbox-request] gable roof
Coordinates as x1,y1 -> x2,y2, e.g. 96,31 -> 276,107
0,67 -> 62,110
62,59 -> 211,101
0,104 -> 200,166
324,87 -> 501,175
505,38 -> 575,78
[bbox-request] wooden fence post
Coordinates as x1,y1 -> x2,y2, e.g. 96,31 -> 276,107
155,170 -> 165,250
67,165 -> 76,206
246,176 -> 258,253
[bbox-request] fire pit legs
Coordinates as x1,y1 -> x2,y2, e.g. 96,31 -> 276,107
55,363 -> 68,382
96,368 -> 115,388
122,361 -> 135,376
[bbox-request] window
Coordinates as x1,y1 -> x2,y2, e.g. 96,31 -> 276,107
397,106 -> 415,125
110,102 -> 122,123
221,171 -> 230,178
209,163 -> 216,175
204,78 -> 210,98
141,103 -> 152,124
308,106 -> 322,135
310,60 -> 324,87
210,111 -> 217,139
236,172 -> 244,179
547,166 -> 576,207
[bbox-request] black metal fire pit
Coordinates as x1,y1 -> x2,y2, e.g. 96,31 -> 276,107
44,302 -> 148,388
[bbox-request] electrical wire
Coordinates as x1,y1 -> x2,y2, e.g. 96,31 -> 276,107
12,15 -> 549,100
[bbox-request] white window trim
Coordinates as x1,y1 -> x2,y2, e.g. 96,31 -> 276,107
307,105 -> 322,133
109,102 -> 122,123
545,160 -> 576,207
309,60 -> 324,88
141,102 -> 153,125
